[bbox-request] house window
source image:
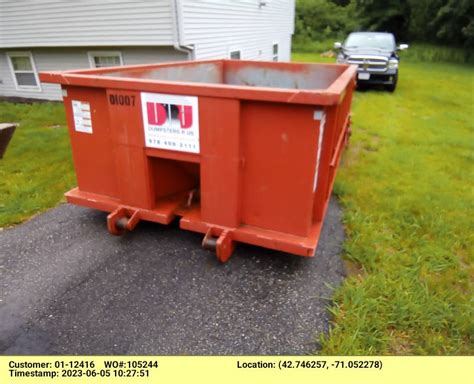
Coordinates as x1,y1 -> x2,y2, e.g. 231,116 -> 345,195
7,52 -> 41,91
272,43 -> 279,61
88,51 -> 123,68
230,50 -> 241,60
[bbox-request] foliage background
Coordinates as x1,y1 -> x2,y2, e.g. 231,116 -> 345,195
294,0 -> 474,61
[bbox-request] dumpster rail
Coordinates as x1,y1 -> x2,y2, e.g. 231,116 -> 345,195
41,59 -> 355,106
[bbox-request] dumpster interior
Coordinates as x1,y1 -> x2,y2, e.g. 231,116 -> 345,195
99,60 -> 346,90
150,158 -> 200,205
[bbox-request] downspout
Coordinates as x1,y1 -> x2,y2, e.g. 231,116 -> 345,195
171,0 -> 194,59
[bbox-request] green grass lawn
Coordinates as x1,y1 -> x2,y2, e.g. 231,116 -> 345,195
0,102 -> 75,227
293,53 -> 474,354
0,54 -> 473,355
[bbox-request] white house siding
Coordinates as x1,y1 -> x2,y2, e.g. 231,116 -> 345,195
180,0 -> 295,61
0,47 -> 186,100
0,0 -> 175,47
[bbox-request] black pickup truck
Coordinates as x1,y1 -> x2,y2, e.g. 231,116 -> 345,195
334,32 -> 408,92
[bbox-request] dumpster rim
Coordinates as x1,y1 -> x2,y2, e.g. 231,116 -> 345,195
39,60 -> 357,106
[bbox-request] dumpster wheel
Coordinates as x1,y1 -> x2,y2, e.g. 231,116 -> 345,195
107,207 -> 140,236
202,229 -> 235,263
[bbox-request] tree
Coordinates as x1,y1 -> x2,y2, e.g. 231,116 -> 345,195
432,0 -> 474,47
295,0 -> 358,41
355,0 -> 411,41
407,0 -> 444,44
294,0 -> 474,48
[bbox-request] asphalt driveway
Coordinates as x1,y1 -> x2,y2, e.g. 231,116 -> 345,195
0,198 -> 345,355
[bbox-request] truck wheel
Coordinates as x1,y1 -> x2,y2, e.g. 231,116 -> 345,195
387,73 -> 398,92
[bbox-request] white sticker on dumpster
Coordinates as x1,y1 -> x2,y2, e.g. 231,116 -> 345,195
141,92 -> 200,153
71,100 -> 93,134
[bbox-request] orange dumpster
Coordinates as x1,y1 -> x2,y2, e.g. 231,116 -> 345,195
40,59 -> 356,262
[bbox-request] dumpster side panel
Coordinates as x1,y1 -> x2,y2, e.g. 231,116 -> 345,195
106,90 -> 145,147
313,85 -> 354,221
326,85 -> 353,198
240,102 -> 319,237
313,105 -> 338,221
107,89 -> 154,209
200,97 -> 241,228
63,86 -> 118,199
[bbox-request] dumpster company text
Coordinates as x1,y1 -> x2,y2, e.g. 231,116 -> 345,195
141,92 -> 200,154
